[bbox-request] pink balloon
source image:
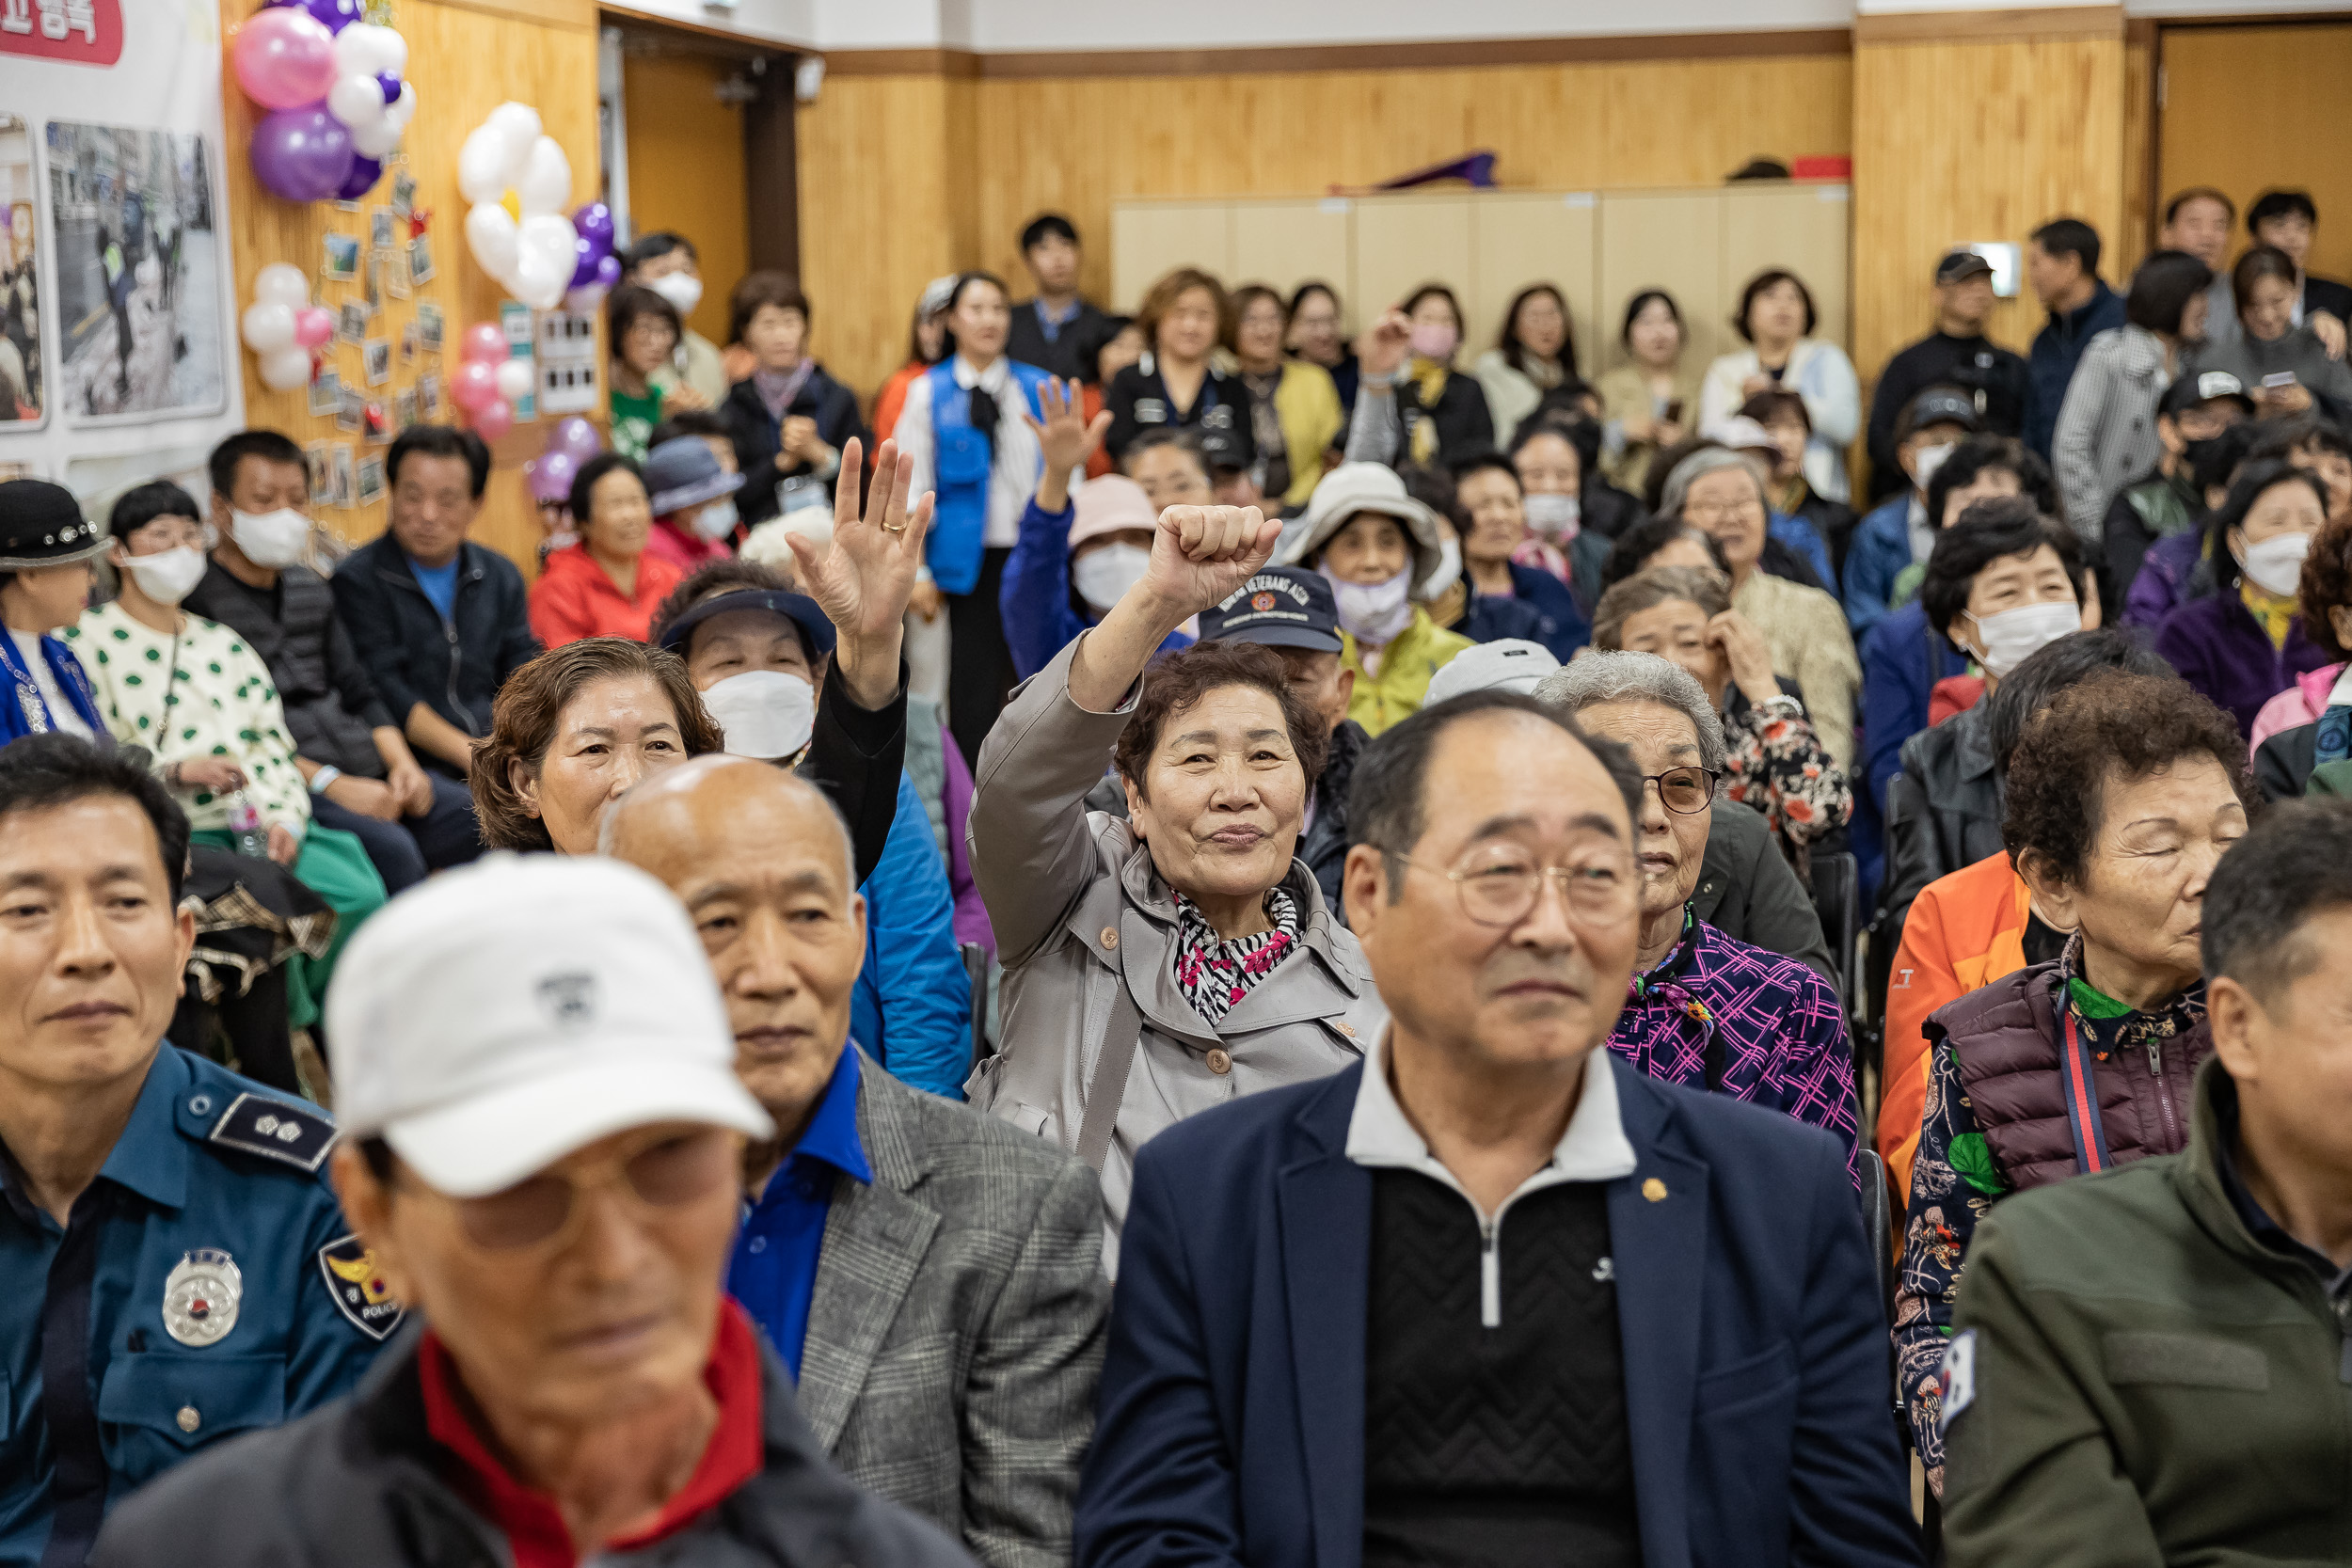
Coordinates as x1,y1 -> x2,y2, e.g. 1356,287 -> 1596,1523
231,8 -> 339,111
449,359 -> 500,415
458,323 -> 507,366
471,399 -> 516,442
293,306 -> 334,349
549,416 -> 601,465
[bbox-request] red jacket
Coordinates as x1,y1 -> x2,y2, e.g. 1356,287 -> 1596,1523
527,545 -> 682,648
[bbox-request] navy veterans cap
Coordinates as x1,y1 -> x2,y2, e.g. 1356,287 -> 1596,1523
1198,566 -> 1342,653
655,588 -> 837,658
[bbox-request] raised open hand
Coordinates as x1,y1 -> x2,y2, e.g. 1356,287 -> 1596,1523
787,436 -> 934,708
1139,503 -> 1282,621
1022,377 -> 1112,476
1356,309 -> 1411,381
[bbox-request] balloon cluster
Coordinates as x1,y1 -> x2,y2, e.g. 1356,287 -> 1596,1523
241,262 -> 336,391
567,202 -> 621,310
459,104 -> 586,312
449,321 -> 534,442
234,0 -> 417,203
525,417 -> 603,508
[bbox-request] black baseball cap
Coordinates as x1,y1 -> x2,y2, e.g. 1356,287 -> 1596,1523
655,588 -> 837,659
1898,385 -> 1982,440
1198,567 -> 1342,653
1935,249 -> 1995,285
2159,369 -> 2255,419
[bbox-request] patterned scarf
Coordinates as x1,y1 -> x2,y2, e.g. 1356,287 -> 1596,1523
1171,885 -> 1300,1027
2059,932 -> 2205,1061
753,359 -> 816,423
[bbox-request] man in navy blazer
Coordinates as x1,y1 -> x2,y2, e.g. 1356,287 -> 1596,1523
1075,689 -> 1919,1568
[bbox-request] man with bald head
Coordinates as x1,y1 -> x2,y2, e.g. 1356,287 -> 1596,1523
605,756 -> 1107,1568
1076,691 -> 1921,1568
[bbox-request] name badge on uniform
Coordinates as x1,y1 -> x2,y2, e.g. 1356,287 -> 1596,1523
1938,1328 -> 1977,1432
318,1234 -> 407,1340
162,1248 -> 243,1347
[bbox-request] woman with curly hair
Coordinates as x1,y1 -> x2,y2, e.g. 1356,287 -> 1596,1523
2249,511 -> 2352,797
1893,669 -> 2252,1497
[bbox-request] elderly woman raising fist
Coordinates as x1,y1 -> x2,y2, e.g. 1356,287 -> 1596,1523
967,502 -> 1387,1268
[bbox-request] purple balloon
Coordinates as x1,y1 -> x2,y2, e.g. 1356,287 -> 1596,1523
250,106 -> 356,203
573,201 -> 616,255
593,254 -> 622,291
568,234 -> 600,291
374,72 -> 402,104
550,417 -> 602,467
299,0 -> 360,31
526,450 -> 579,505
335,153 -> 382,201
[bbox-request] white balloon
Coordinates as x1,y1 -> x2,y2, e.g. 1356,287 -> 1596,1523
385,81 -> 418,129
349,116 -> 405,158
259,345 -> 312,392
331,22 -> 397,77
242,301 -> 297,353
494,359 -> 533,403
373,25 -> 406,76
252,262 -> 309,310
326,72 -> 386,130
457,125 -> 515,207
513,216 -> 575,310
516,136 -> 572,217
464,202 -> 520,282
485,101 -> 541,161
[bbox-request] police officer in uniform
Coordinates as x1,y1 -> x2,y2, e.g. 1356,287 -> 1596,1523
0,734 -> 396,1568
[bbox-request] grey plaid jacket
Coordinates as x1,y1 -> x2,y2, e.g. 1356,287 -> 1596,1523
801,1053 -> 1109,1568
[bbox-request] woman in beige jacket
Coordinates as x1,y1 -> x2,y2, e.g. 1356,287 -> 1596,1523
965,503 -> 1386,1271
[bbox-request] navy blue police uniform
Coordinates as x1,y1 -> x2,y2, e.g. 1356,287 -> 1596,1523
0,1046 -> 399,1568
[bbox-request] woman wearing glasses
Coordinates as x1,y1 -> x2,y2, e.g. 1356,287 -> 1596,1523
1661,445 -> 1861,769
1534,650 -> 1862,1178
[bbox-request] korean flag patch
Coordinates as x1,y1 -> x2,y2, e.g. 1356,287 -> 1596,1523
318,1234 -> 406,1340
1938,1328 -> 1978,1432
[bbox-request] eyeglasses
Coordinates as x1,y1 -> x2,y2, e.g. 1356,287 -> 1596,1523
1387,845 -> 1639,927
432,1128 -> 738,1251
1642,767 -> 1721,816
1683,499 -> 1765,525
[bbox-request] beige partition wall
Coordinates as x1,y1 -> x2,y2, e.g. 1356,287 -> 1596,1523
1112,183 -> 1851,384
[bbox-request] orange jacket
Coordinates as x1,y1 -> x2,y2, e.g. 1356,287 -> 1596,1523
1876,848 -> 2032,1206
526,545 -> 683,649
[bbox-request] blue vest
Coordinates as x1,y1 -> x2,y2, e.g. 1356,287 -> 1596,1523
926,357 -> 1052,595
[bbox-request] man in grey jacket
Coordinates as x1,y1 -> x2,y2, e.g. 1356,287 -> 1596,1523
607,756 -> 1105,1568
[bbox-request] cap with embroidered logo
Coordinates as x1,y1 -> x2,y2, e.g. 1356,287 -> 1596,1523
325,854 -> 771,1196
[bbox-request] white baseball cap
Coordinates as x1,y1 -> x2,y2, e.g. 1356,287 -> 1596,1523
1425,639 -> 1563,705
325,854 -> 773,1197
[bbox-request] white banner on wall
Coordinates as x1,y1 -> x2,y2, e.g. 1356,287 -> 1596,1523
0,0 -> 244,515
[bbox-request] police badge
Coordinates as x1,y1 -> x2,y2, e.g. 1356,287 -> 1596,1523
161,1248 -> 244,1347
318,1234 -> 407,1339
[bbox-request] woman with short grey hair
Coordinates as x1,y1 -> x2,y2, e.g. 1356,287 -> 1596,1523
1535,650 -> 1861,1175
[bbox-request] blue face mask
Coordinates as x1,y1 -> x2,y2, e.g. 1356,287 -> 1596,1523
691,498 -> 740,542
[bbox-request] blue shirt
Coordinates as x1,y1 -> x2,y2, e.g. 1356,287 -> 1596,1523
0,1047 -> 390,1568
1033,296 -> 1081,342
727,1048 -> 871,1379
407,554 -> 460,621
850,773 -> 973,1100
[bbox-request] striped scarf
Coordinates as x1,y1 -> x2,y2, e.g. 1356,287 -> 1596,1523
1171,886 -> 1300,1027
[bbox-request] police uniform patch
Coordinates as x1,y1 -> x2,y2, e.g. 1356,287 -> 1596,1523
207,1092 -> 334,1172
317,1234 -> 406,1340
161,1249 -> 243,1346
1939,1328 -> 1978,1432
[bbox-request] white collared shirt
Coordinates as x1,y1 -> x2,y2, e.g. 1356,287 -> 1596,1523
889,353 -> 1060,551
1346,1030 -> 1638,1326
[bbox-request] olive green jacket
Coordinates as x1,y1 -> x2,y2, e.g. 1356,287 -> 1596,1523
1943,1057 -> 2352,1567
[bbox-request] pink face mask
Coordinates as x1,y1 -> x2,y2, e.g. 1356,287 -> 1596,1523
1408,323 -> 1459,361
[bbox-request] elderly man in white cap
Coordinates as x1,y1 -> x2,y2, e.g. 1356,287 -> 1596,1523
88,855 -> 973,1568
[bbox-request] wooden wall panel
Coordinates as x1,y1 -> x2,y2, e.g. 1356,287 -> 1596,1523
796,53 -> 1851,400
2157,24 -> 2352,283
1468,193 -> 1599,375
1109,202 -> 1233,309
1227,198 -> 1352,314
2120,28 -> 2155,278
1351,196 -> 1474,341
223,0 -> 598,571
620,51 -> 748,347
1851,35 -> 2124,410
1596,192 -> 1728,374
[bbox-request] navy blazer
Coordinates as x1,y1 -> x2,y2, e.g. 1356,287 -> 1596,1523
1075,1054 -> 1920,1568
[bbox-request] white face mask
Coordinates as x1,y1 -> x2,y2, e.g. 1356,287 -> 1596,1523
1422,536 -> 1462,599
2239,531 -> 2312,596
229,507 -> 312,569
647,273 -> 703,318
699,670 -> 816,761
1911,442 -> 1957,490
121,546 -> 208,607
1324,564 -> 1415,648
1522,491 -> 1581,542
1072,542 -> 1151,614
691,498 -> 740,542
1963,599 -> 2081,678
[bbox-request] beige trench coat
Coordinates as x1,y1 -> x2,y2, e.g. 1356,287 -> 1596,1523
963,640 -> 1386,1273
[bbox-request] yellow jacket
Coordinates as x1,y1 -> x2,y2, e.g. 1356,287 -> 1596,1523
1271,360 -> 1345,507
1343,608 -> 1475,736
